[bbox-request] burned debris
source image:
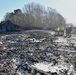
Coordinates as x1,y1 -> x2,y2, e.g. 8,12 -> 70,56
0,30 -> 76,75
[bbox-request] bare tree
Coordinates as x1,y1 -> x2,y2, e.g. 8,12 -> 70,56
4,3 -> 66,30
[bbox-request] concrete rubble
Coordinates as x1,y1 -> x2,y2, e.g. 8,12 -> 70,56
0,30 -> 76,75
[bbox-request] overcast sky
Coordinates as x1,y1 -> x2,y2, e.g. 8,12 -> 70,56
0,0 -> 76,25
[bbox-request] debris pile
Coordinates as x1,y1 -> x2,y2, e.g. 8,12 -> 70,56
0,30 -> 76,75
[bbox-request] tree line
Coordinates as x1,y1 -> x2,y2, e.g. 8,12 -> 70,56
0,3 -> 66,30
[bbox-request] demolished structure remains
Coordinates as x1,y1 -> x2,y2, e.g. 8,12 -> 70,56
0,30 -> 76,75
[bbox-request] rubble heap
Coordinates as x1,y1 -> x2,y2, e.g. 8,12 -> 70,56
0,30 -> 76,75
